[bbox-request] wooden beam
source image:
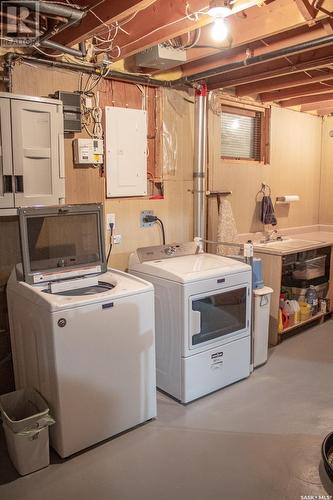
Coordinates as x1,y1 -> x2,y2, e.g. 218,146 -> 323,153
184,0 -> 312,64
294,0 -> 317,21
181,0 -> 333,77
279,92 -> 333,107
54,0 -> 158,47
259,79 -> 333,101
236,68 -> 333,97
317,107 -> 333,114
302,99 -> 333,110
204,46 -> 333,90
109,0 -> 260,61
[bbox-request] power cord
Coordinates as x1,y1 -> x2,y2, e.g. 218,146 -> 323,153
143,215 -> 166,245
106,222 -> 114,264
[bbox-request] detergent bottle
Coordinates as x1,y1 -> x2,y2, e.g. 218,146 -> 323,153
283,300 -> 294,326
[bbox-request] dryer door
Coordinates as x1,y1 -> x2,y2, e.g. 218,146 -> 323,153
189,285 -> 249,350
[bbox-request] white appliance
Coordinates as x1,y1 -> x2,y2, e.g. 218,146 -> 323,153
129,242 -> 252,403
7,204 -> 156,458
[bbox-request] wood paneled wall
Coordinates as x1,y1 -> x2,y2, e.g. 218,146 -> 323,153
208,106 -> 322,241
8,61 -> 194,272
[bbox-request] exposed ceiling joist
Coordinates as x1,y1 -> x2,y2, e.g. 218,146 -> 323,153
208,55 -> 333,88
317,107 -> 333,114
204,44 -> 333,89
294,0 -> 317,21
180,0 -> 333,77
109,0 -> 261,62
260,79 -> 333,101
183,0 -> 319,66
236,69 -> 333,96
279,91 -> 333,106
301,99 -> 333,110
53,0 -> 158,47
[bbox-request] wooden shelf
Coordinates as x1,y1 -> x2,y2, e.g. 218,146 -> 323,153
280,312 -> 327,334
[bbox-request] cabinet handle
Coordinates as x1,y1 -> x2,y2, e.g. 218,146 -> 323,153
14,175 -> 24,193
3,175 -> 13,193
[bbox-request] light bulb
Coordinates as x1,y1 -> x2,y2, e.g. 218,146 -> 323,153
211,17 -> 228,42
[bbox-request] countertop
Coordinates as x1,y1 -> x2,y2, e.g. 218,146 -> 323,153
252,227 -> 333,256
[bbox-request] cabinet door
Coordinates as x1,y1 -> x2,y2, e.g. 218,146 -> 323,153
11,99 -> 65,207
0,98 -> 14,208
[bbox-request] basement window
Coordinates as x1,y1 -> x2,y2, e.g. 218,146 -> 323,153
221,104 -> 270,163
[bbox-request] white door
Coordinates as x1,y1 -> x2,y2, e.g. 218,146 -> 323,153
0,98 -> 14,208
11,99 -> 65,207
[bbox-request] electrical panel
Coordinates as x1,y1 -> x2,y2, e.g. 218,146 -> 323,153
104,107 -> 147,197
54,91 -> 81,133
73,138 -> 104,165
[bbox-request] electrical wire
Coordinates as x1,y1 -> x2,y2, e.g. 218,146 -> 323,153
32,45 -> 65,58
156,217 -> 166,245
106,223 -> 114,264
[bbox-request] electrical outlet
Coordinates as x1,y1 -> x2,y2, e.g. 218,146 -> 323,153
140,210 -> 154,227
106,213 -> 116,231
113,234 -> 122,244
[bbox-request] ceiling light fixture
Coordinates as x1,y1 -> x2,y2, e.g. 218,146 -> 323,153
208,0 -> 232,18
208,1 -> 231,41
211,17 -> 229,41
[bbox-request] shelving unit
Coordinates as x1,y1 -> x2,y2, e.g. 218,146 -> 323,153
254,245 -> 333,345
281,312 -> 327,334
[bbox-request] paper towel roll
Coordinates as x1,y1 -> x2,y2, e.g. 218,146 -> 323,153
276,195 -> 300,203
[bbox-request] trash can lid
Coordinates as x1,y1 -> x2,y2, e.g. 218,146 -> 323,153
253,286 -> 273,296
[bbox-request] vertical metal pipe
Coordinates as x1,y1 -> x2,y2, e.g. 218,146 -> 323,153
193,84 -> 208,240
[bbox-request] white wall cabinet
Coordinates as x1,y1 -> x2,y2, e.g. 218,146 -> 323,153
0,92 -> 65,215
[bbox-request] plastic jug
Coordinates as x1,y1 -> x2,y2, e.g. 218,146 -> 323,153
299,301 -> 311,321
290,300 -> 300,323
305,286 -> 319,314
283,300 -> 295,326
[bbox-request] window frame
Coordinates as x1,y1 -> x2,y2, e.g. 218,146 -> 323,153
220,100 -> 271,165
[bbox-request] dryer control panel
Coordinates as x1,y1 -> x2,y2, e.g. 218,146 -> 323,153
136,242 -> 197,263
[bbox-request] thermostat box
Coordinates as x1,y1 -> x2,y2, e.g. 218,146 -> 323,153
73,138 -> 104,165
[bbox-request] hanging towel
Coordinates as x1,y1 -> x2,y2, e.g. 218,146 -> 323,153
217,197 -> 238,256
261,195 -> 277,226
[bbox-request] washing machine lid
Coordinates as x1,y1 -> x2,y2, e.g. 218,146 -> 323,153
129,252 -> 251,283
8,268 -> 154,312
18,204 -> 107,285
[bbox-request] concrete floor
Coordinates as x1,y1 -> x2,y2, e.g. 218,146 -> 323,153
1,321 -> 333,500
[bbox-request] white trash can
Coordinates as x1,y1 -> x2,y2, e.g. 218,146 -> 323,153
0,388 -> 54,475
253,286 -> 273,368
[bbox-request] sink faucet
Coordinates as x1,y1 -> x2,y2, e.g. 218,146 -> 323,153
261,229 -> 279,243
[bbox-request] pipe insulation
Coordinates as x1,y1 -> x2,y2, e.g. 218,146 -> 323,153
3,53 -> 175,92
193,84 -> 208,240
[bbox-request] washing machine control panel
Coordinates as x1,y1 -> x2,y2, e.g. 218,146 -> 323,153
137,242 -> 196,262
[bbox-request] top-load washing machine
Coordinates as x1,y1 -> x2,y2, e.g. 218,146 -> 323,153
129,242 -> 252,403
7,204 -> 156,458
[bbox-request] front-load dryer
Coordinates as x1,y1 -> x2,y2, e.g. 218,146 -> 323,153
129,242 -> 252,403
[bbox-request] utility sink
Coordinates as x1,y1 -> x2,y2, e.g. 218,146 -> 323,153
253,238 -> 322,252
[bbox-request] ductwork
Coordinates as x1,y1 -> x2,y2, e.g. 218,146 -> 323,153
3,1 -> 86,58
193,84 -> 208,241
